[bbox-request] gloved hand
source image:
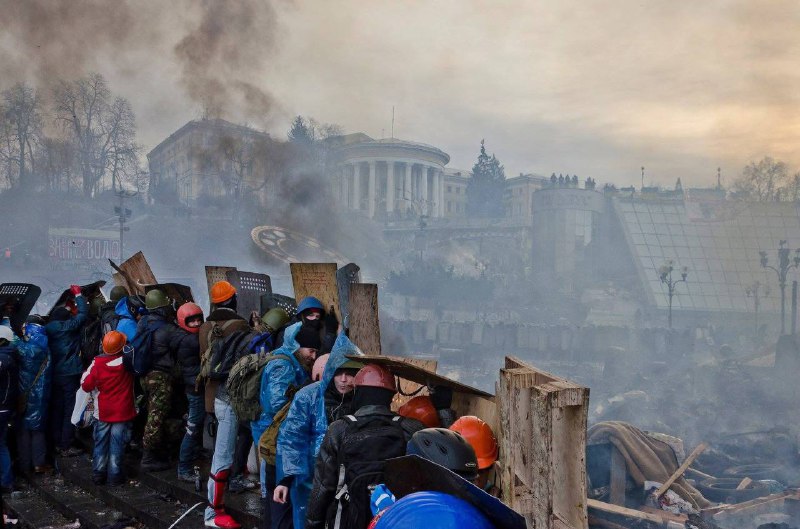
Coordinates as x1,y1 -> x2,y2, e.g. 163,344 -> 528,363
324,306 -> 339,333
430,385 -> 453,410
70,284 -> 82,296
370,484 -> 395,516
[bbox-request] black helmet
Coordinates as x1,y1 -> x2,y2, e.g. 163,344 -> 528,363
126,294 -> 146,316
406,428 -> 479,481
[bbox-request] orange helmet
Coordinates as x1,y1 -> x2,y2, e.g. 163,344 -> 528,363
312,354 -> 330,382
449,415 -> 498,469
354,364 -> 396,392
398,396 -> 441,428
210,281 -> 236,304
102,331 -> 127,355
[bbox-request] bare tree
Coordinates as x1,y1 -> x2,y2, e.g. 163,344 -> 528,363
52,73 -> 139,196
733,157 -> 792,202
0,82 -> 42,189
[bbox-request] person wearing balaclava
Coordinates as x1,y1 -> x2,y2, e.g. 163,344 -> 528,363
305,364 -> 425,529
250,321 -> 315,529
272,332 -> 364,529
293,297 -> 338,355
45,285 -> 88,458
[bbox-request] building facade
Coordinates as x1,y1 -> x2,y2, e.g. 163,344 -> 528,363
330,135 -> 451,219
147,119 -> 271,205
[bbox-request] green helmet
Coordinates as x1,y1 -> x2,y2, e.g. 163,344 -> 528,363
109,285 -> 129,302
145,289 -> 170,310
262,308 -> 289,332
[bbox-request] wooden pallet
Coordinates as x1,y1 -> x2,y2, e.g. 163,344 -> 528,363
499,356 -> 590,529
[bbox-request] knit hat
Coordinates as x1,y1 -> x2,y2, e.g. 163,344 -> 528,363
295,325 -> 322,350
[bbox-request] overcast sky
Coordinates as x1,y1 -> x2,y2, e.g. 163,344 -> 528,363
2,0 -> 799,188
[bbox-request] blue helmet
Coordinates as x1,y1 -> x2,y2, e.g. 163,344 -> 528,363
296,296 -> 324,315
373,491 -> 494,529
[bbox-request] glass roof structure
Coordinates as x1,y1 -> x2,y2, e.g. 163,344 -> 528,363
615,198 -> 800,313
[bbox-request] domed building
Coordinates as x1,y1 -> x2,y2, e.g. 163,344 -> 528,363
329,133 -> 451,219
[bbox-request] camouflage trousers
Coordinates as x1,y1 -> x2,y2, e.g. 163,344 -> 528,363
142,370 -> 173,451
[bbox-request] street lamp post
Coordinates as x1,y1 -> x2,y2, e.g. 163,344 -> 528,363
114,188 -> 137,261
659,260 -> 688,329
745,281 -> 769,338
759,241 -> 800,335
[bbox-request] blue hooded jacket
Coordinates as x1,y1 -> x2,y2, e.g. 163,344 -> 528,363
114,297 -> 138,342
45,295 -> 88,377
276,332 -> 363,529
14,325 -> 51,431
251,322 -> 310,444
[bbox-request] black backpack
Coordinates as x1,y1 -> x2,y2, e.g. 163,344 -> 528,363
124,319 -> 166,376
80,318 -> 103,367
208,330 -> 255,381
327,415 -> 409,529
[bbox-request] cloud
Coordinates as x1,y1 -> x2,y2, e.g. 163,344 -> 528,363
1,0 -> 798,187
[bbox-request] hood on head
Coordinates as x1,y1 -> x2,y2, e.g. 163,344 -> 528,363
319,333 -> 364,390
115,297 -> 133,318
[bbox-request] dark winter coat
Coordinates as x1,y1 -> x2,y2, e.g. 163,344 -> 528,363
305,405 -> 424,529
136,308 -> 178,376
171,327 -> 201,389
15,326 -> 51,431
0,343 -> 18,418
45,295 -> 89,377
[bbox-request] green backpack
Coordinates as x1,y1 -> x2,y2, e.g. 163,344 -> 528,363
225,352 -> 291,422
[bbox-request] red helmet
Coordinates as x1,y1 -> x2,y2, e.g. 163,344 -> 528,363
102,331 -> 127,355
177,302 -> 204,333
354,364 -> 396,392
398,396 -> 441,428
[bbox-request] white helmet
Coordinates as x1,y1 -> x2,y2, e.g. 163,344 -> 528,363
0,326 -> 14,343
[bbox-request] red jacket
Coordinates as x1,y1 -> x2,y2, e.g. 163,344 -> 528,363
81,353 -> 136,423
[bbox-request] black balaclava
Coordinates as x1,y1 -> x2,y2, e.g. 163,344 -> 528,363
300,309 -> 323,330
352,386 -> 395,411
295,324 -> 322,350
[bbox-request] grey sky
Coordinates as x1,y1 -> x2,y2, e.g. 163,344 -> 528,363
2,0 -> 798,188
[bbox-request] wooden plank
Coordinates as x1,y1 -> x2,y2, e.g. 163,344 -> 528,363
588,499 -> 682,527
111,252 -> 157,295
736,477 -> 753,490
290,263 -> 340,319
654,442 -> 708,498
608,446 -> 626,505
336,263 -> 361,323
346,355 -> 493,398
205,265 -> 237,300
450,392 -> 498,435
638,506 -> 689,523
349,283 -> 381,355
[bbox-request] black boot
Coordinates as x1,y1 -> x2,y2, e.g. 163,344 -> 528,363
140,449 -> 170,472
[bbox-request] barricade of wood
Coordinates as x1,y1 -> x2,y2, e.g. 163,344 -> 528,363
499,356 -> 590,529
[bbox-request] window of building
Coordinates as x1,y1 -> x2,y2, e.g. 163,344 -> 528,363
447,185 -> 452,193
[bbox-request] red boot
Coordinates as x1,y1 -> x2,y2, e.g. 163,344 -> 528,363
205,469 -> 241,529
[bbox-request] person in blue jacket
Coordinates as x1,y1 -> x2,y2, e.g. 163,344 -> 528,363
113,295 -> 140,342
45,285 -> 88,457
273,333 -> 363,529
14,315 -> 52,474
250,322 -> 314,529
0,325 -> 18,491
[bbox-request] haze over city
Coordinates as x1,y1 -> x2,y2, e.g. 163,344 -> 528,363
3,0 -> 798,185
